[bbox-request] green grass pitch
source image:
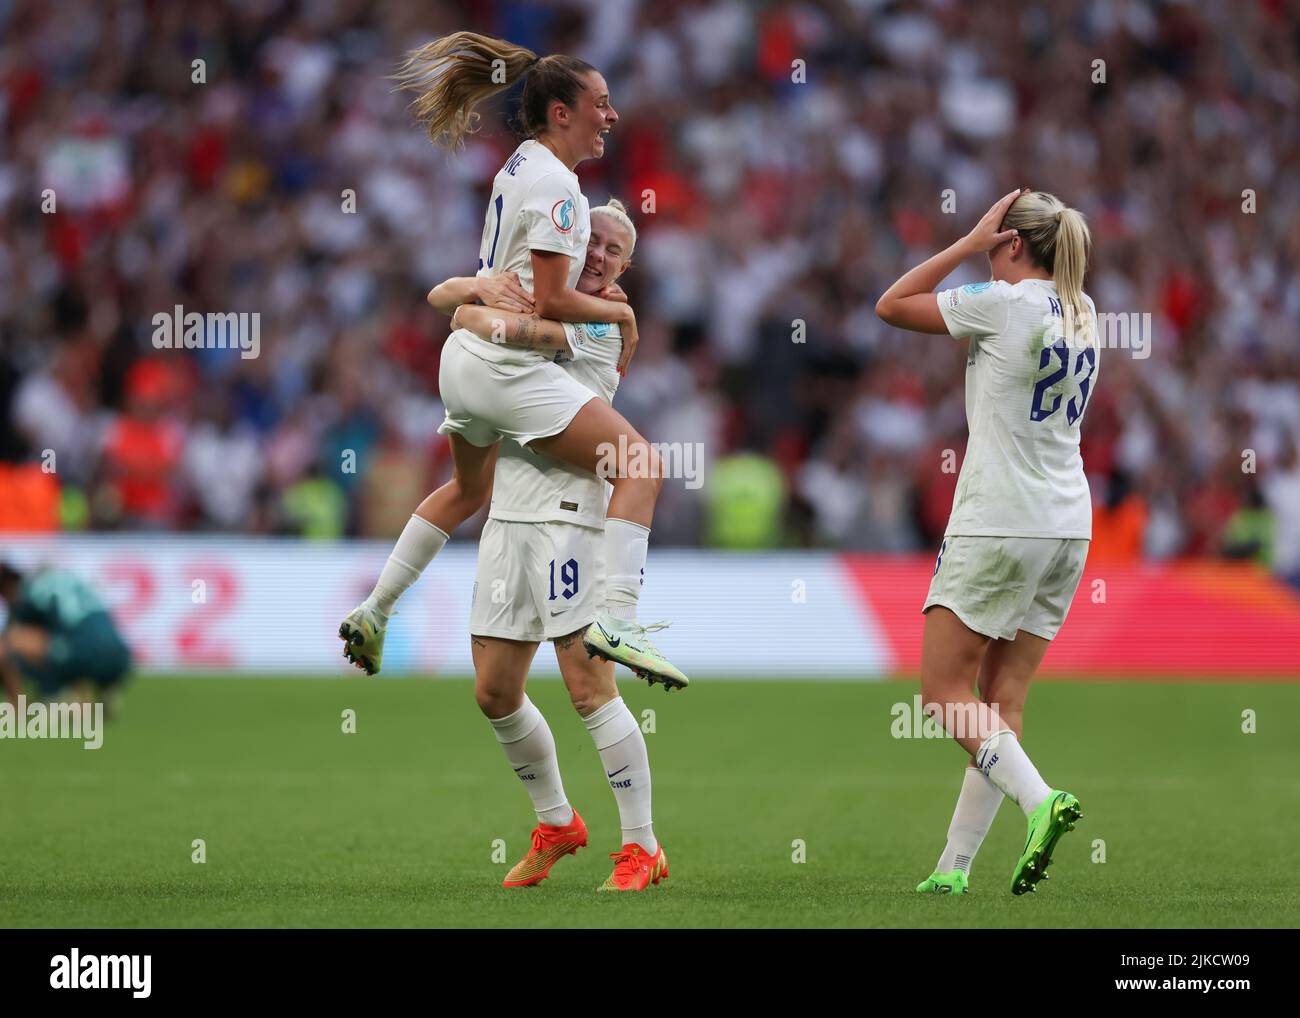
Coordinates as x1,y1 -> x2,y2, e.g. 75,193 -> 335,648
3,675 -> 1297,928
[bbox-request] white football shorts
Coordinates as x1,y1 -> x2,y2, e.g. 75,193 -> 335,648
923,535 -> 1089,641
469,518 -> 606,642
438,332 -> 598,448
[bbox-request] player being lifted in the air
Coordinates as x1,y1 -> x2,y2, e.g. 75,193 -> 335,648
426,199 -> 668,892
338,33 -> 686,691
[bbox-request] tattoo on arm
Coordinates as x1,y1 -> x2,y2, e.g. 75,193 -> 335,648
471,637 -> 487,649
512,315 -> 540,347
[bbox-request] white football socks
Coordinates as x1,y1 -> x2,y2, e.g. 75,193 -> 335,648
583,696 -> 655,852
975,729 -> 1051,815
936,766 -> 1004,874
603,518 -> 649,621
488,697 -> 573,827
366,514 -> 448,616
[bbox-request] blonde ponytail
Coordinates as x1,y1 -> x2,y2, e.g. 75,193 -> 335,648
394,32 -> 538,149
395,32 -> 599,150
1002,191 -> 1093,340
1052,207 -> 1091,328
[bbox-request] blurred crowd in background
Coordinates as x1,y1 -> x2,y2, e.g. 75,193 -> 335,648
1,0 -> 1298,584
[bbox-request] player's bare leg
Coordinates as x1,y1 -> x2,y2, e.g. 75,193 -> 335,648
530,401 -> 687,689
554,630 -> 667,892
977,630 -> 1051,745
530,399 -> 660,529
3,622 -> 49,662
1,625 -> 47,706
340,436 -> 498,675
472,635 -> 586,888
918,630 -> 1050,894
415,436 -> 501,536
920,608 -> 1080,895
979,631 -> 1082,894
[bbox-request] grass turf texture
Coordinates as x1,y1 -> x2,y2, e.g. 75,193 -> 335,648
4,676 -> 1298,928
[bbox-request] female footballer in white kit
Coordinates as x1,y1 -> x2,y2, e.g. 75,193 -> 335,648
877,188 -> 1096,896
337,33 -> 685,690
426,201 -> 667,892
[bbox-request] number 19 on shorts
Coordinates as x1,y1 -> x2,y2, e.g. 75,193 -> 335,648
548,558 -> 579,601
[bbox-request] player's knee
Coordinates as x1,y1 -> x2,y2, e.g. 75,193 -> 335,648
557,645 -> 615,716
610,439 -> 662,502
980,677 -> 1029,716
644,446 -> 665,500
921,665 -> 979,706
566,677 -> 613,717
567,686 -> 599,717
474,683 -> 521,719
449,473 -> 491,515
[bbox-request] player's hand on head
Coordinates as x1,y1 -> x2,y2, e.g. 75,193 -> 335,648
598,282 -> 628,303
965,188 -> 1023,252
477,273 -> 534,315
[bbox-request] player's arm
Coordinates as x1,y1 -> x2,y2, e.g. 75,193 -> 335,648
0,625 -> 44,706
531,251 -> 638,371
426,273 -> 534,316
451,305 -> 572,353
876,188 -> 1023,334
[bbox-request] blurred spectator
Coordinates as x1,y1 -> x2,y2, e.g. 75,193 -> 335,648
96,360 -> 186,528
0,0 -> 1296,583
706,451 -> 786,549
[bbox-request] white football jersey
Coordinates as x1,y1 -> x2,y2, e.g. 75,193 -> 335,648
455,139 -> 591,365
488,322 -> 623,529
936,278 -> 1099,539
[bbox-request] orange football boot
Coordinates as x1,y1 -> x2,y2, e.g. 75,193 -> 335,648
597,843 -> 668,892
502,809 -> 588,888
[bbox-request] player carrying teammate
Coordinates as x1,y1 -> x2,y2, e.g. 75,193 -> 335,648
876,189 -> 1095,896
338,32 -> 685,690
427,199 -> 667,892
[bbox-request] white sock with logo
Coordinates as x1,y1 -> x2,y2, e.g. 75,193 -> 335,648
366,514 -> 448,615
583,696 -> 655,852
936,766 -> 1004,874
488,697 -> 573,826
603,518 -> 649,621
975,729 -> 1051,816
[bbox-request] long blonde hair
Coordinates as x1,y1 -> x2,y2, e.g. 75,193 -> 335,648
1002,191 -> 1092,326
394,31 -> 596,149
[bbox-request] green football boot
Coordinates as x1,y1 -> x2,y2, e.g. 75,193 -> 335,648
1011,790 -> 1082,895
338,602 -> 389,676
582,614 -> 689,690
916,870 -> 969,895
